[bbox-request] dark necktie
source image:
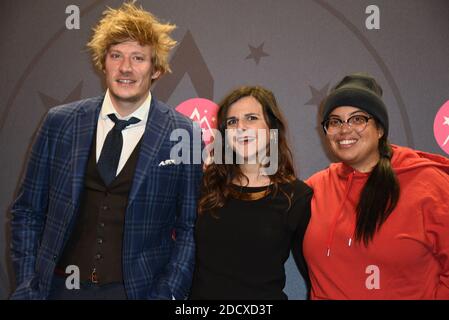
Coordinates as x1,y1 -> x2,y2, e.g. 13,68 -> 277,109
97,114 -> 140,185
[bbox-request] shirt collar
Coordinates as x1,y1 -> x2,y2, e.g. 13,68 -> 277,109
100,89 -> 152,124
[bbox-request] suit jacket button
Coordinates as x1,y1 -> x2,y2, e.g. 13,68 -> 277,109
53,255 -> 58,261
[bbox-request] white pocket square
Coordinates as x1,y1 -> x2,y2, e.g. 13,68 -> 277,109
158,159 -> 176,166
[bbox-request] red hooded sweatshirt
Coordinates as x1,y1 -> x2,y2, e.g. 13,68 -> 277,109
304,145 -> 449,299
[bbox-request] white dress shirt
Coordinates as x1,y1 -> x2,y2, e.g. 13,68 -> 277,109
96,89 -> 151,176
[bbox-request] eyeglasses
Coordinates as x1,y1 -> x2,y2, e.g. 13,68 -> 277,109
321,115 -> 373,135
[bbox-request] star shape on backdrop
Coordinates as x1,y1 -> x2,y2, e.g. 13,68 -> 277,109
443,116 -> 449,126
39,81 -> 83,109
245,42 -> 269,65
443,135 -> 449,146
305,83 -> 330,107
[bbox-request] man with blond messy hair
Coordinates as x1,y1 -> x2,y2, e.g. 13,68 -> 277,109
10,2 -> 202,300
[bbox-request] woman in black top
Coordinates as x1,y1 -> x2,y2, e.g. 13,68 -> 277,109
190,86 -> 313,300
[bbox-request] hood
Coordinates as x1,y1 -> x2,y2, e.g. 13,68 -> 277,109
390,144 -> 449,174
325,144 -> 449,257
334,144 -> 449,178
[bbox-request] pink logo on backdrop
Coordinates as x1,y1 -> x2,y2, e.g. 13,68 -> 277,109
433,100 -> 449,155
176,98 -> 219,145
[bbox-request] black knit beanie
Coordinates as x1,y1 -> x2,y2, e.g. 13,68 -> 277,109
322,73 -> 389,136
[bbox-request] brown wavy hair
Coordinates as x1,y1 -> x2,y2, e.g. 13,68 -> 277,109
355,129 -> 400,246
198,86 -> 297,215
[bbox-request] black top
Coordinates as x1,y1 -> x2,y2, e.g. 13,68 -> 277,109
190,179 -> 313,300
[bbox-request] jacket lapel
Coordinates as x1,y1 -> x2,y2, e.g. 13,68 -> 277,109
128,98 -> 170,205
71,98 -> 102,205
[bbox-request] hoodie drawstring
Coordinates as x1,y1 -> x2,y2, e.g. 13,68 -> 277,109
348,213 -> 356,247
326,171 -> 354,257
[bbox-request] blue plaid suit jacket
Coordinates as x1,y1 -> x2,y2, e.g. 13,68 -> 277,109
10,96 -> 202,299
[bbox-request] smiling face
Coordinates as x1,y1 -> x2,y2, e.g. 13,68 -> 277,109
326,106 -> 384,172
104,40 -> 160,114
225,96 -> 270,163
